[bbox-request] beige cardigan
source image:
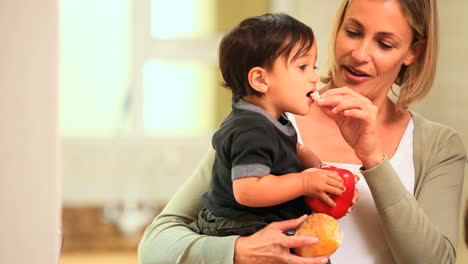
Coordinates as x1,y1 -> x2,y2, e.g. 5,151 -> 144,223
138,111 -> 466,264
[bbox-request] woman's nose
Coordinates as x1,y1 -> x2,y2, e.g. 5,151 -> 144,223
351,39 -> 371,63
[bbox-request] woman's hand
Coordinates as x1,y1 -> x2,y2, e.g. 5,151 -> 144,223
317,87 -> 384,169
234,215 -> 329,264
347,174 -> 360,213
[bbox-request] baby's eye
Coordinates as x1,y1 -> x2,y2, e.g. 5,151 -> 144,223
299,65 -> 307,70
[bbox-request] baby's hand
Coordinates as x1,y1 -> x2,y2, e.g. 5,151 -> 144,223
301,168 -> 345,207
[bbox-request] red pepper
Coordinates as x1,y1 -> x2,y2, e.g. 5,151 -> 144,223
304,166 -> 355,219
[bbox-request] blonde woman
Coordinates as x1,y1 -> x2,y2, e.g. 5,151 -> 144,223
139,1 -> 466,263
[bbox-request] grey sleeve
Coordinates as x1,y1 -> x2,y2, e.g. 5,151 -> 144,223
138,148 -> 239,264
361,132 -> 466,264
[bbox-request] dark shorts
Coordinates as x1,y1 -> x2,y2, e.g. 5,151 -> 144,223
189,208 -> 332,264
189,207 -> 268,236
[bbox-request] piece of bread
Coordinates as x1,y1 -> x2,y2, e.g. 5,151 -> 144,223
293,213 -> 343,257
311,91 -> 320,102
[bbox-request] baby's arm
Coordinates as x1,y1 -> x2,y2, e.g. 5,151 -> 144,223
233,169 -> 344,208
231,123 -> 341,209
297,142 -> 323,169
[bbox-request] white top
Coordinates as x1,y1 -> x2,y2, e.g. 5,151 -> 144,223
288,114 -> 415,264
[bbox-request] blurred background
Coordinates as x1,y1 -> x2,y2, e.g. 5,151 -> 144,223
1,0 -> 466,264
60,0 -> 468,263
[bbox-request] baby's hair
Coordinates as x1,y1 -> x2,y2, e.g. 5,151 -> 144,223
219,13 -> 315,101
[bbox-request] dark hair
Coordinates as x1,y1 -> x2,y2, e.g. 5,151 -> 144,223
219,13 -> 315,101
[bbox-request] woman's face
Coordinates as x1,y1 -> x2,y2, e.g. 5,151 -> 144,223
333,0 -> 419,101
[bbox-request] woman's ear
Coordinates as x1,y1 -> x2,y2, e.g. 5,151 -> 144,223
403,39 -> 426,66
248,67 -> 269,94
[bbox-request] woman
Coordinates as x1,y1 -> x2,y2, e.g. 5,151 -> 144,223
138,0 -> 466,263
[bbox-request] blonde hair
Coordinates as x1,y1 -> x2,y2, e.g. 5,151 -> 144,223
322,0 -> 439,111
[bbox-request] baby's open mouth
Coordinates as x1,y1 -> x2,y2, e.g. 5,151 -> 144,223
307,91 -> 320,101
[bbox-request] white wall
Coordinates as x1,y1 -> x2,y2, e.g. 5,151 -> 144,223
0,1 -> 60,264
412,2 -> 468,262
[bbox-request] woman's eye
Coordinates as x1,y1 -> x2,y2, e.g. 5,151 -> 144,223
379,41 -> 394,50
345,29 -> 360,37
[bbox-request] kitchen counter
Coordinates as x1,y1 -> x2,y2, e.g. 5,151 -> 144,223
60,251 -> 137,264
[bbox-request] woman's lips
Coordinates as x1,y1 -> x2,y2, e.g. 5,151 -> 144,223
344,66 -> 371,83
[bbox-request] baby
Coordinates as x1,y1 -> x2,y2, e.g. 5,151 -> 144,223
190,13 -> 344,237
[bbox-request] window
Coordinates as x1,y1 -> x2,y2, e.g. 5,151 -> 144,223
60,0 -> 272,138
60,0 -> 131,137
60,0 -> 270,210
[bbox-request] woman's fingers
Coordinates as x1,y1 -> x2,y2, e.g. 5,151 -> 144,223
269,214 -> 308,232
354,173 -> 360,183
318,86 -> 381,163
234,216 -> 331,264
318,88 -> 375,115
281,236 -> 329,264
348,175 -> 360,213
348,188 -> 360,213
280,234 -> 318,248
332,98 -> 374,113
352,187 -> 359,204
320,86 -> 359,97
329,98 -> 376,117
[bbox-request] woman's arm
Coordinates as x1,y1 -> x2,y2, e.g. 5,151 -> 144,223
362,128 -> 466,264
138,147 -> 331,264
138,148 -> 239,264
317,88 -> 466,263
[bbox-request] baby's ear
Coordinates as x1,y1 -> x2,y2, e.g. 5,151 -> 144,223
248,67 -> 269,94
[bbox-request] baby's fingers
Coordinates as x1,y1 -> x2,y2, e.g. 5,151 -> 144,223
325,185 -> 344,197
326,178 -> 345,191
325,171 -> 343,182
320,193 -> 336,207
326,173 -> 344,190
